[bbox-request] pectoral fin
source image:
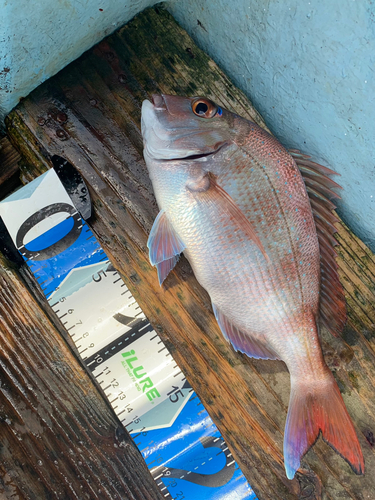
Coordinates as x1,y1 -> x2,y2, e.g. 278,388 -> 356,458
188,174 -> 268,261
147,210 -> 185,284
212,303 -> 279,360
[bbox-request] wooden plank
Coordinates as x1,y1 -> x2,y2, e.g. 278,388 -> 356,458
4,6 -> 375,499
0,136 -> 21,199
0,252 -> 165,500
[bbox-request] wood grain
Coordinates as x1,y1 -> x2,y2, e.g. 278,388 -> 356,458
0,251 -> 165,500
0,136 -> 21,199
4,6 -> 375,499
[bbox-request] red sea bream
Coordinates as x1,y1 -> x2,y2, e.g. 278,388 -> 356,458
141,94 -> 364,479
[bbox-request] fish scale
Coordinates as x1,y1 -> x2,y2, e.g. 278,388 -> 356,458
219,143 -> 320,307
142,94 -> 364,479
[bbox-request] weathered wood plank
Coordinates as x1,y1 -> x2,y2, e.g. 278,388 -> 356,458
0,253 -> 165,500
4,6 -> 375,499
0,136 -> 21,199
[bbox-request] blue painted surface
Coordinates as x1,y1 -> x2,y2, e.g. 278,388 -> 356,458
167,0 -> 375,251
1,0 -> 374,249
0,0 -> 156,118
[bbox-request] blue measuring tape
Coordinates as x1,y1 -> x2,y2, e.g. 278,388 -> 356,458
0,167 -> 257,500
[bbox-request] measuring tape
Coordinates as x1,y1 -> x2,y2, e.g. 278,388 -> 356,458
0,166 -> 257,500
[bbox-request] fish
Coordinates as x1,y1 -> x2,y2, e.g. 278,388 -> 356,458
141,94 -> 364,479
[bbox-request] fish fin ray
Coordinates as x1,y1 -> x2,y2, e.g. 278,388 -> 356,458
147,210 -> 185,266
291,150 -> 347,337
284,372 -> 364,479
156,256 -> 179,285
212,303 -> 279,360
190,174 -> 268,261
289,150 -> 339,176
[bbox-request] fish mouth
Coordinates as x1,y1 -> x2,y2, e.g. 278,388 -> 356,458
163,142 -> 228,162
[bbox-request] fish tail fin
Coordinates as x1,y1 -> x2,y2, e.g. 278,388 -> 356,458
284,372 -> 364,479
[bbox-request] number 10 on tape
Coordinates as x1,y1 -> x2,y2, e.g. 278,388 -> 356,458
0,168 -> 257,500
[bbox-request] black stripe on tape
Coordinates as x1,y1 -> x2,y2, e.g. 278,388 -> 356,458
85,319 -> 153,370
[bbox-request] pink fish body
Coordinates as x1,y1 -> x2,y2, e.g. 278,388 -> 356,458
141,94 -> 364,479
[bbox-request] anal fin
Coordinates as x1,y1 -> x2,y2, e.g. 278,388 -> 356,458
212,303 -> 279,360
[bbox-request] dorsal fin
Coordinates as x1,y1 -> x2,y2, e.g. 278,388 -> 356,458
289,150 -> 347,337
212,303 -> 279,360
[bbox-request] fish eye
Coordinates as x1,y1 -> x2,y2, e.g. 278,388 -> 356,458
192,98 -> 221,119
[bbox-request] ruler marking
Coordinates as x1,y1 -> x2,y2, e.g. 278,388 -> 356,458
85,319 -> 152,370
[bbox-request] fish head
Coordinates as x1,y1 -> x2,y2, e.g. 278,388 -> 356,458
141,94 -> 239,163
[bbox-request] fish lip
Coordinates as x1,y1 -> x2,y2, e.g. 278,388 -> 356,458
162,141 -> 228,162
151,94 -> 166,110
